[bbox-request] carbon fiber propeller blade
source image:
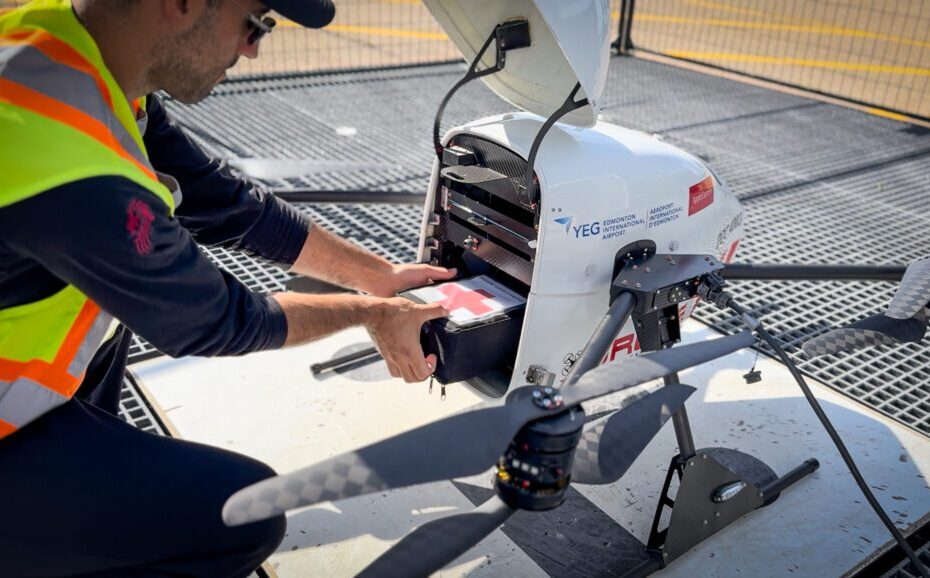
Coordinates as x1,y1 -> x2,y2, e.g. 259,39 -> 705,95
572,383 -> 696,485
803,256 -> 930,357
562,331 -> 754,407
802,316 -> 921,357
223,387 -> 544,526
886,256 -> 930,320
357,496 -> 516,577
223,333 -> 752,526
228,158 -> 396,179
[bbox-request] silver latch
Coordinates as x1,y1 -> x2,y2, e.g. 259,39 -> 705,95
463,236 -> 480,251
525,365 -> 555,387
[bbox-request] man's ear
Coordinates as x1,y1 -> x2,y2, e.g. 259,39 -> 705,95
157,0 -> 205,32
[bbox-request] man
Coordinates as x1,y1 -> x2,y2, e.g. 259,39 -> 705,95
0,0 -> 454,575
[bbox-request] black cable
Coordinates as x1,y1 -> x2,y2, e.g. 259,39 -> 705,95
700,278 -> 929,578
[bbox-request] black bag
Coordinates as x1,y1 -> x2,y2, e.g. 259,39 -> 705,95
399,276 -> 526,384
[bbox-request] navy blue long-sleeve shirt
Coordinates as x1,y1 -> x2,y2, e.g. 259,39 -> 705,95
0,94 -> 310,391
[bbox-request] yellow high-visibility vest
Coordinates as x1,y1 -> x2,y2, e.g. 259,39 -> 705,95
0,0 -> 175,440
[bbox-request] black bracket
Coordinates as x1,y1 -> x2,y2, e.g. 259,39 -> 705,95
433,19 -> 531,159
519,83 -> 589,207
646,448 -> 819,567
611,243 -> 725,352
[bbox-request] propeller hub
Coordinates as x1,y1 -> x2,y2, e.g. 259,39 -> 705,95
531,386 -> 565,410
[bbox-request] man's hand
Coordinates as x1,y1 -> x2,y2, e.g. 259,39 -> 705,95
366,264 -> 458,298
274,292 -> 448,382
366,297 -> 448,382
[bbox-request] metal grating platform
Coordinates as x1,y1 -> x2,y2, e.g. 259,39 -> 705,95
146,58 -> 930,438
118,373 -> 167,436
881,540 -> 930,578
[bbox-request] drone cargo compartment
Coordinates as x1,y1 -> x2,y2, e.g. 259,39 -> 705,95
400,276 -> 526,384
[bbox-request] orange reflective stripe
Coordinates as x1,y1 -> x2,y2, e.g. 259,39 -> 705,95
0,418 -> 16,439
0,359 -> 81,396
0,302 -> 100,397
53,300 -> 99,367
0,77 -> 157,181
0,29 -> 113,110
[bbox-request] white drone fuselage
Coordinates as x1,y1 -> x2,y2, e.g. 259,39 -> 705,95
417,113 -> 744,396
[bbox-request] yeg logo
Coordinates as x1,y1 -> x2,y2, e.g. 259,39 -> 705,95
554,216 -> 601,238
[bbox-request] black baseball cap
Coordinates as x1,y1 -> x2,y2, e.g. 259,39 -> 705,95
262,0 -> 335,28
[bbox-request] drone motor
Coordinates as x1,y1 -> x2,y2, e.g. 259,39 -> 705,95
495,389 -> 584,511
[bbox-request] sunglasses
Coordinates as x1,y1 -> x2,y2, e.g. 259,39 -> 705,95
227,0 -> 277,45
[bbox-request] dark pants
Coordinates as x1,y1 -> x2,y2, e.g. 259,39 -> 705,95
0,329 -> 285,577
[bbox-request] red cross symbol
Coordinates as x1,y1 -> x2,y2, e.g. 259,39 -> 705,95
435,285 -> 496,316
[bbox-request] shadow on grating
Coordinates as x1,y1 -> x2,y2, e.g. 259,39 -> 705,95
134,57 -> 930,440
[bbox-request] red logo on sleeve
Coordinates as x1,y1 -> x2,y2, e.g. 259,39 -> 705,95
126,198 -> 155,255
688,176 -> 715,215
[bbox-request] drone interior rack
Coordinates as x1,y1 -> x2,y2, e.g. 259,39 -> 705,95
419,137 -> 539,392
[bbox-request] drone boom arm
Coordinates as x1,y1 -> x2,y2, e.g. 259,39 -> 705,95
722,263 -> 906,282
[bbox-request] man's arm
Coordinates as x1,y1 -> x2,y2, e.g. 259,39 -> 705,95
0,176 -> 452,382
289,225 -> 457,297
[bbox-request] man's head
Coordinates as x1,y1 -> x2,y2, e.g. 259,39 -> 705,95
148,0 -> 334,103
79,0 -> 334,104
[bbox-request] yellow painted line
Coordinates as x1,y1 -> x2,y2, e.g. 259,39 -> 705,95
637,14 -> 930,50
278,19 -> 448,40
683,0 -> 770,19
864,107 -> 912,122
665,51 -> 930,77
327,24 -> 447,40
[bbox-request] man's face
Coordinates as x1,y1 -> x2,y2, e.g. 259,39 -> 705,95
150,0 -> 267,104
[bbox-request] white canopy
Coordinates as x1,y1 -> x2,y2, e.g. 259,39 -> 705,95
423,0 -> 611,127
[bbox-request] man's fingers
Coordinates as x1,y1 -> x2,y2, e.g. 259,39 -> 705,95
405,361 -> 424,383
419,302 -> 450,322
426,266 -> 457,280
